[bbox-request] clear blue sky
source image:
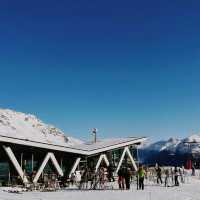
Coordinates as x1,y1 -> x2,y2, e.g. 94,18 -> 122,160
0,0 -> 200,141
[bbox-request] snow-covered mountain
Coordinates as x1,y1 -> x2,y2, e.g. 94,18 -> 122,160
0,108 -> 83,146
140,135 -> 200,165
145,137 -> 181,153
143,135 -> 200,154
177,135 -> 200,154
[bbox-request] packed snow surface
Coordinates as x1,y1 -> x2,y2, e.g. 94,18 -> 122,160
0,177 -> 200,200
0,109 -> 83,146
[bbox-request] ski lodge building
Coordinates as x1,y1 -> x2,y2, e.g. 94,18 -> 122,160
0,109 -> 146,186
0,135 -> 146,185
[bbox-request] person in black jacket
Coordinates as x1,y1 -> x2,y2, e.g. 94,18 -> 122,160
124,167 -> 131,190
174,167 -> 179,186
156,166 -> 163,184
118,168 -> 125,189
107,165 -> 115,182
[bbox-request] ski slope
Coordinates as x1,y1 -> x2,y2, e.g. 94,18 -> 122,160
0,177 -> 200,200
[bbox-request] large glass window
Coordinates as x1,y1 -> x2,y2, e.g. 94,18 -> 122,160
0,162 -> 9,186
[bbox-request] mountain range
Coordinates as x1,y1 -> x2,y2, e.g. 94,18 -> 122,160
140,135 -> 200,166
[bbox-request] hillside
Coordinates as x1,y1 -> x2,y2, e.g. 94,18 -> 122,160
0,109 -> 83,147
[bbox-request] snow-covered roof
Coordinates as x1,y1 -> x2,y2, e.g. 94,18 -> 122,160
0,134 -> 146,155
73,137 -> 146,155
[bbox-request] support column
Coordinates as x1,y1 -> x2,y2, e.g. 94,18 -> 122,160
95,154 -> 109,172
115,146 -> 137,174
20,153 -> 23,168
60,158 -> 63,170
3,145 -> 29,184
69,157 -> 81,178
126,146 -> 137,170
33,152 -> 63,183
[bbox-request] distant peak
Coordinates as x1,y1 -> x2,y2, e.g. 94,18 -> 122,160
0,108 -> 83,146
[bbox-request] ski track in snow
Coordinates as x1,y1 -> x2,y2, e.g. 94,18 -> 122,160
0,178 -> 200,200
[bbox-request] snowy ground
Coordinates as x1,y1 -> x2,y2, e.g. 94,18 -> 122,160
0,177 -> 200,200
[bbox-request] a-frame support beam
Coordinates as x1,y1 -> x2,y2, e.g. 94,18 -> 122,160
69,157 -> 81,178
95,154 -> 109,172
115,146 -> 137,174
3,145 -> 29,184
33,152 -> 63,183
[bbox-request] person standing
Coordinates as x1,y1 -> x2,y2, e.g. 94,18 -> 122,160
107,165 -> 115,182
99,167 -> 105,189
170,167 -> 174,185
138,165 -> 145,190
164,169 -> 170,187
179,168 -> 184,183
156,166 -> 163,184
124,168 -> 131,190
192,165 -> 195,176
118,168 -> 125,189
174,167 -> 179,186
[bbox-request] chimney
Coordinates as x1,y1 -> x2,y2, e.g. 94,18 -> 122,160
92,128 -> 98,143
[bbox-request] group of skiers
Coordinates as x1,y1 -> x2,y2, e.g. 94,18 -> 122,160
70,165 -> 116,189
145,165 -> 188,188
117,164 -> 190,190
160,166 -> 185,187
117,165 -> 146,190
117,167 -> 131,190
69,164 -> 193,191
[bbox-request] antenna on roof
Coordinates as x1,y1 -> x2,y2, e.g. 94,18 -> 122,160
91,128 -> 98,143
